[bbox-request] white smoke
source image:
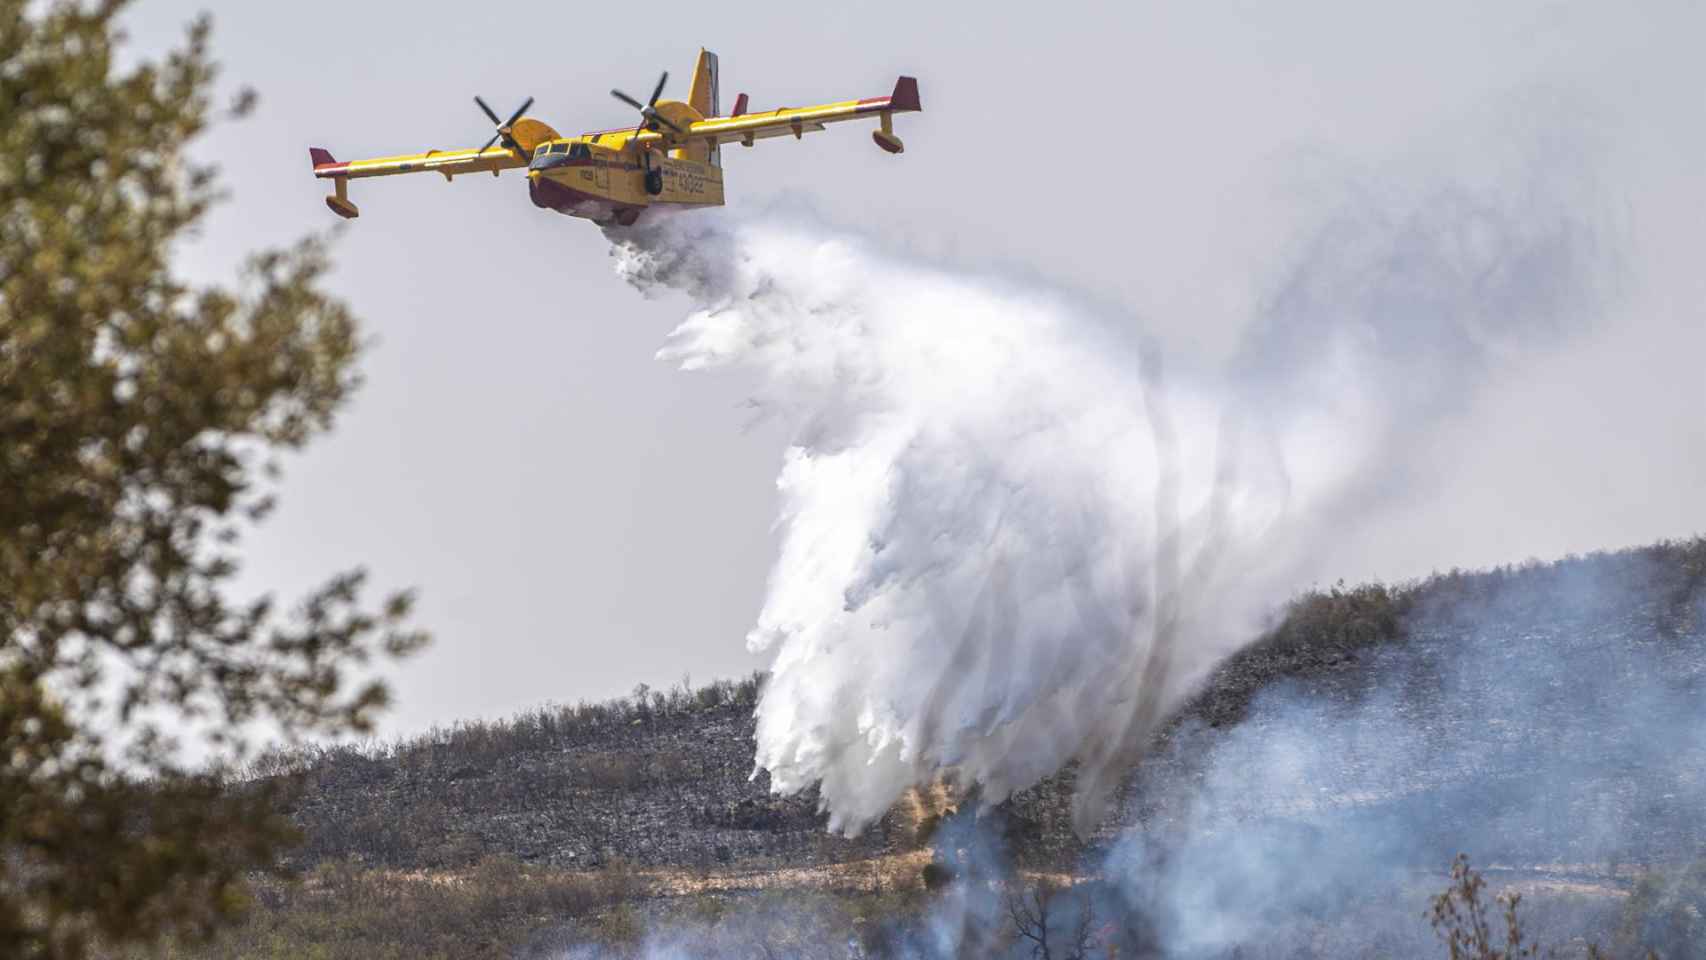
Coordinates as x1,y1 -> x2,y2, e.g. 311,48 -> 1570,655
1101,543 -> 1706,958
604,141 -> 1605,836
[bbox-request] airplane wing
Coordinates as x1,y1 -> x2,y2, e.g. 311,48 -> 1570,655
629,76 -> 921,153
308,117 -> 558,218
309,144 -> 525,182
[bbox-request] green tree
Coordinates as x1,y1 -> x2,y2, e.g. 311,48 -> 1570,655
0,2 -> 426,956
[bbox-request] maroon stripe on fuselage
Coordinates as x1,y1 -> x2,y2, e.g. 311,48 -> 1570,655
314,162 -> 350,177
529,177 -> 592,210
528,176 -> 643,221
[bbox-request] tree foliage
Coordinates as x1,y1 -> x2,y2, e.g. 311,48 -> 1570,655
0,2 -> 426,955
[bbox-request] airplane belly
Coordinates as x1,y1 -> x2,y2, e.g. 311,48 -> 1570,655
529,173 -> 641,223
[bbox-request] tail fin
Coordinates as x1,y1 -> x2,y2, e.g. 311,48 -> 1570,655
686,48 -> 721,168
688,48 -> 720,118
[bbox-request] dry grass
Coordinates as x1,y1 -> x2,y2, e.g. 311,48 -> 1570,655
644,850 -> 933,897
115,856 -> 640,960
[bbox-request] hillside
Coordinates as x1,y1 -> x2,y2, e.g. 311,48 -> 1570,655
201,538 -> 1705,958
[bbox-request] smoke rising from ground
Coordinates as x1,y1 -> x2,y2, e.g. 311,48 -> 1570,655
1102,549 -> 1706,957
604,135 -> 1609,836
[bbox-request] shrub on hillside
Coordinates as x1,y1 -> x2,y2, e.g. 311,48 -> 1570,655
1615,860 -> 1706,958
1431,855 -> 1667,960
1004,878 -> 1103,960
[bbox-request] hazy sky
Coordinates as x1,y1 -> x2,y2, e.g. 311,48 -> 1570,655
119,1 -> 1704,740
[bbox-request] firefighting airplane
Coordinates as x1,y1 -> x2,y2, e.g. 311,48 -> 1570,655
308,50 -> 920,227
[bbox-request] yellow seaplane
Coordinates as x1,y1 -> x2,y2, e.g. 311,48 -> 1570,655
308,50 -> 920,227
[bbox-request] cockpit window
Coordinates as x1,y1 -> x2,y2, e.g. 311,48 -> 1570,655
568,143 -> 591,160
534,143 -> 550,158
550,142 -> 569,155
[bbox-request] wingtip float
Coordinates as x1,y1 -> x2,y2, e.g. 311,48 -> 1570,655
308,50 -> 922,228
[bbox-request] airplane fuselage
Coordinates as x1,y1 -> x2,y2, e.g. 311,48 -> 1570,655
526,138 -> 724,226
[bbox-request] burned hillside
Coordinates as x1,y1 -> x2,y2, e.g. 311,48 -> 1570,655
266,538 -> 1706,880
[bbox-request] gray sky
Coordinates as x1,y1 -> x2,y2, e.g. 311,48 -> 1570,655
120,0 -> 1704,741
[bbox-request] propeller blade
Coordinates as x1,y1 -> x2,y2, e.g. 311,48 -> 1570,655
474,95 -> 501,126
616,73 -> 677,141
503,96 -> 535,128
479,132 -> 501,153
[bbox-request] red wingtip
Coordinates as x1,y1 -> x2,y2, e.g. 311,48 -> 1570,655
731,92 -> 749,117
309,147 -> 337,168
890,76 -> 921,113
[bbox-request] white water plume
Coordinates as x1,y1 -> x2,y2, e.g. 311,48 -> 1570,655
604,154 -> 1605,836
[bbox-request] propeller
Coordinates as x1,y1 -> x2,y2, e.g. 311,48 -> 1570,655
610,72 -> 686,138
474,95 -> 535,155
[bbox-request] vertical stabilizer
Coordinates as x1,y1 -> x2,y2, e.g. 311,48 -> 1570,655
686,49 -> 721,167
